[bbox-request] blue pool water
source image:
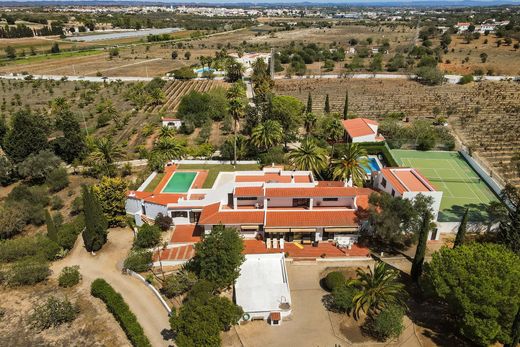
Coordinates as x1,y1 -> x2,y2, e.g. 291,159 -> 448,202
194,67 -> 215,73
361,157 -> 382,174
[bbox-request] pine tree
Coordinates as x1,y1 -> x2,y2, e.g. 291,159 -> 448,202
497,185 -> 520,255
45,209 -> 58,243
324,94 -> 330,114
343,90 -> 349,120
306,92 -> 313,113
82,185 -> 108,253
411,210 -> 431,283
454,208 -> 469,248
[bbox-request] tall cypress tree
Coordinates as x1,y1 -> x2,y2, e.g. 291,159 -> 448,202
82,185 -> 108,252
343,90 -> 349,120
496,185 -> 520,255
306,92 -> 313,113
324,94 -> 330,114
411,210 -> 431,283
454,208 -> 469,248
45,209 -> 58,243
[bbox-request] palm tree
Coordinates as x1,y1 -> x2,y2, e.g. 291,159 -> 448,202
87,137 -> 123,176
227,82 -> 247,166
250,120 -> 283,151
323,116 -> 344,159
303,112 -> 317,135
287,137 -> 328,177
152,137 -> 186,162
158,125 -> 176,139
350,261 -> 406,319
331,143 -> 368,187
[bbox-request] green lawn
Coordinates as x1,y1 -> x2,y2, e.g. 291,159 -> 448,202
391,150 -> 499,222
143,173 -> 165,192
178,164 -> 261,188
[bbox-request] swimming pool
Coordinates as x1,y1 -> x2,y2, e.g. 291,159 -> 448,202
361,157 -> 382,174
162,172 -> 197,193
194,67 -> 215,74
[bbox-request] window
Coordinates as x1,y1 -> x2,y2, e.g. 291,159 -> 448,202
293,198 -> 310,207
171,211 -> 188,218
381,177 -> 387,188
322,198 -> 338,202
391,189 -> 395,197
237,197 -> 257,201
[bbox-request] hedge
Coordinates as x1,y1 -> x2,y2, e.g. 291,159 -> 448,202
357,142 -> 399,167
90,278 -> 152,347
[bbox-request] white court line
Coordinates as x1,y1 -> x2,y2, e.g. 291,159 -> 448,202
447,159 -> 486,205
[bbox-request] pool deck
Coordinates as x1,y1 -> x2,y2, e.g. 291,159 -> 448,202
152,165 -> 208,195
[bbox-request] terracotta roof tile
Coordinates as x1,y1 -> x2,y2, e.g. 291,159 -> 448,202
265,210 -> 359,227
341,118 -> 379,138
265,187 -> 374,198
198,203 -> 264,225
235,186 -> 264,197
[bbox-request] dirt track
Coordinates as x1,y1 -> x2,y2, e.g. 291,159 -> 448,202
51,228 -> 172,347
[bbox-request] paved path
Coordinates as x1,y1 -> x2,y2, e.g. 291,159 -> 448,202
51,228 -> 173,347
2,72 -> 518,84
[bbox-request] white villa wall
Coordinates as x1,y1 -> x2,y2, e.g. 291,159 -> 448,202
162,119 -> 182,129
125,198 -> 141,214
142,202 -> 168,220
313,196 -> 355,208
374,173 -> 400,196
351,134 -> 377,143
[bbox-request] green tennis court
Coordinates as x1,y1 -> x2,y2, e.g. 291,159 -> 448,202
162,172 -> 197,193
391,150 -> 498,222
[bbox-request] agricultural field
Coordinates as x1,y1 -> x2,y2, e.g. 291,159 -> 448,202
145,79 -> 228,113
438,33 -> 520,76
274,78 -> 520,188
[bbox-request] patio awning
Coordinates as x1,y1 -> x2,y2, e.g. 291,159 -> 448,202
265,228 -> 291,233
324,227 -> 358,233
241,225 -> 259,231
290,228 -> 316,233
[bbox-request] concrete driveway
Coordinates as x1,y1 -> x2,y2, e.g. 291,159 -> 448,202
234,260 -> 372,347
51,228 -> 173,347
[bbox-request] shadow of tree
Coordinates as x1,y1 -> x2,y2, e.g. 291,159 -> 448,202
440,202 -> 491,224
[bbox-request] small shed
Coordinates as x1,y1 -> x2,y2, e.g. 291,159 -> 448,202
161,117 -> 182,129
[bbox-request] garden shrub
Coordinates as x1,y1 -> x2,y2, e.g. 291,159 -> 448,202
46,167 -> 69,192
332,285 -> 359,312
123,250 -> 152,272
459,74 -> 474,85
70,196 -> 83,215
363,304 -> 405,342
91,278 -> 152,347
162,270 -> 198,298
58,266 -> 81,287
324,271 -> 345,291
0,203 -> 28,239
51,196 -> 64,210
0,235 -> 60,262
154,213 -> 172,231
7,257 -> 51,286
57,215 -> 85,250
133,224 -> 161,249
29,296 -> 79,331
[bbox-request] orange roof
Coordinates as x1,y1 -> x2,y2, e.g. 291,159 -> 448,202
265,210 -> 358,227
171,224 -> 202,243
127,191 -> 185,205
198,203 -> 264,225
341,118 -> 379,138
162,117 -> 180,121
235,186 -> 264,197
317,181 -> 345,187
264,187 -> 374,198
380,168 -> 434,194
270,312 -> 281,321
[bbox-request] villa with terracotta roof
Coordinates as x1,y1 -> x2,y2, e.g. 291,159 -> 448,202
126,166 -> 375,251
373,167 -> 443,237
342,118 -> 385,143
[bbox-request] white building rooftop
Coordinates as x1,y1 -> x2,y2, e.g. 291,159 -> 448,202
235,253 -> 291,319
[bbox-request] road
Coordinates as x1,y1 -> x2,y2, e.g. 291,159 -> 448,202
1,71 -> 517,84
51,228 -> 173,347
